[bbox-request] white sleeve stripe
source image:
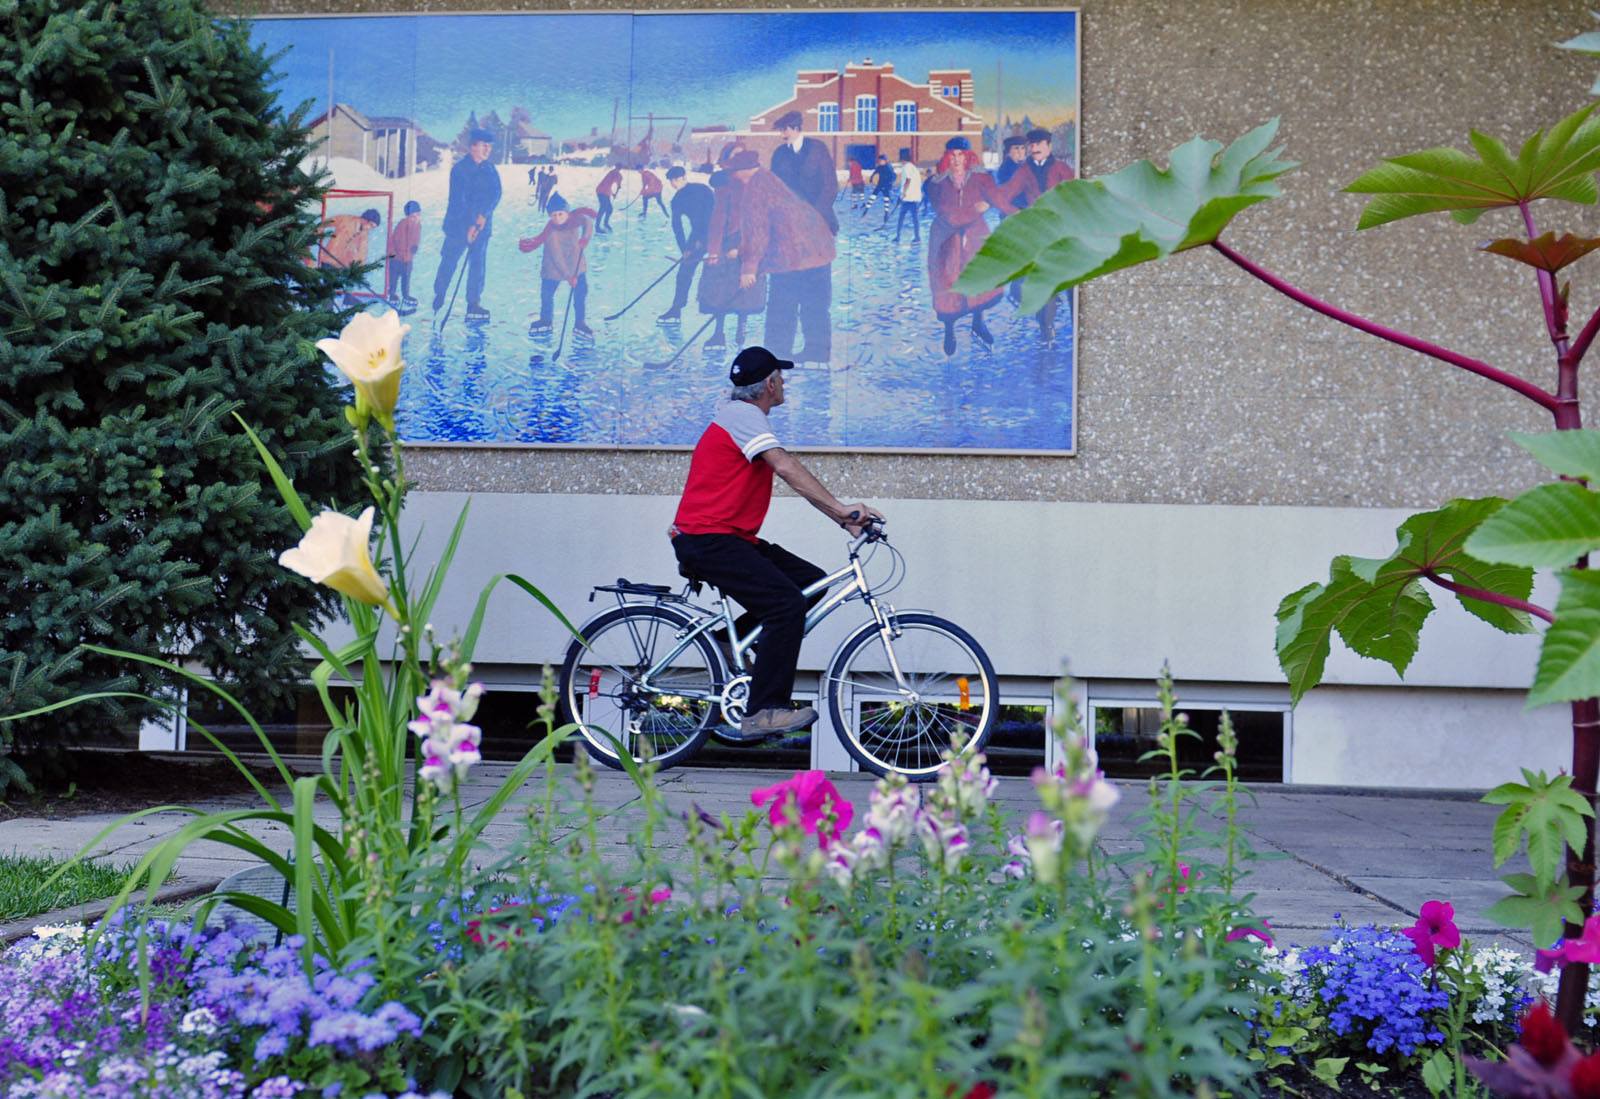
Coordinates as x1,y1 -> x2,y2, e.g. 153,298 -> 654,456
742,433 -> 778,458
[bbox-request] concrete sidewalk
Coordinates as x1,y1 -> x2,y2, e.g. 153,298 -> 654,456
0,759 -> 1532,949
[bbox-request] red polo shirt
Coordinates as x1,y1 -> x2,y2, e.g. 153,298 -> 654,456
674,400 -> 781,541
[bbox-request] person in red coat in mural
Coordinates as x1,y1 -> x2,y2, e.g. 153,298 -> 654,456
638,166 -> 668,220
724,149 -> 837,365
926,136 -> 1015,357
768,110 -> 839,235
595,165 -> 623,234
996,126 -> 1076,346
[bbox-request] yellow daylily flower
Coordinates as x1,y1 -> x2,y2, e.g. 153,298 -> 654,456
315,310 -> 409,429
278,506 -> 393,610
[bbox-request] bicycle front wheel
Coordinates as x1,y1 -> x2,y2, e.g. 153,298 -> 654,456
824,612 -> 997,780
557,604 -> 722,771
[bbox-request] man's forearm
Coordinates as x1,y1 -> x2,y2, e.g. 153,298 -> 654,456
773,455 -> 848,523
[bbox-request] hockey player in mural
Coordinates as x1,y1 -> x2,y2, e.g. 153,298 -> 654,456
252,9 -> 1079,452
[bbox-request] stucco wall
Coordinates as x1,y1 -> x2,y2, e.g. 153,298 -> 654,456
231,0 -> 1595,509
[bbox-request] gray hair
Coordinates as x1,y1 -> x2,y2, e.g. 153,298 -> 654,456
729,378 -> 769,402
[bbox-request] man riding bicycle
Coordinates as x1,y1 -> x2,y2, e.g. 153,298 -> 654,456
669,346 -> 883,739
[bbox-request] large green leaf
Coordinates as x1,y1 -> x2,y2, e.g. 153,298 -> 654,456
1510,429 -> 1600,483
1483,769 -> 1593,886
954,119 -> 1295,310
1276,499 -> 1534,703
1345,104 -> 1600,229
1465,482 -> 1600,567
1530,568 -> 1600,706
1486,873 -> 1586,945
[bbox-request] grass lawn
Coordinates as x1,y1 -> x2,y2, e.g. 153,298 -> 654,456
0,853 -> 129,922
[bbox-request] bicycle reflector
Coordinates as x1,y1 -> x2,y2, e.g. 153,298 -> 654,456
588,669 -> 601,699
957,677 -> 970,710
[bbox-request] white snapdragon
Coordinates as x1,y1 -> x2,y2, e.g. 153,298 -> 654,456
409,676 -> 486,793
914,806 -> 969,873
935,747 -> 998,818
865,774 -> 921,844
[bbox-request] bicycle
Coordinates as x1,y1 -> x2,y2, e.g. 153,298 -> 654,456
556,518 -> 998,779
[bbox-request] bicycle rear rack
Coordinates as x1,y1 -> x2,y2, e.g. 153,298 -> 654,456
590,578 -> 692,607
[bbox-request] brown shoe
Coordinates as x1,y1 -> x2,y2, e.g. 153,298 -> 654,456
741,706 -> 818,737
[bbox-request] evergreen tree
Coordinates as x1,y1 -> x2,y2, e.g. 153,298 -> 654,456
0,0 -> 371,787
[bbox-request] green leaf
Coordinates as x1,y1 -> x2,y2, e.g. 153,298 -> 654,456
1510,429 -> 1600,483
954,119 -> 1295,309
1311,1058 -> 1348,1087
1531,568 -> 1600,705
1345,104 -> 1600,229
1485,874 -> 1585,944
1481,771 -> 1593,884
1558,27 -> 1600,59
1421,1050 -> 1453,1097
1466,483 -> 1600,567
1482,232 -> 1600,274
1276,499 -> 1535,703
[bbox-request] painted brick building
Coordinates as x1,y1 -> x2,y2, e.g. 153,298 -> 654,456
734,58 -> 986,170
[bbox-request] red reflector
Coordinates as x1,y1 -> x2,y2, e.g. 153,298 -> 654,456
588,670 -> 601,699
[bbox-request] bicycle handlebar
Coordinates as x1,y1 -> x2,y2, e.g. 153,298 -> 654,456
846,511 -> 887,547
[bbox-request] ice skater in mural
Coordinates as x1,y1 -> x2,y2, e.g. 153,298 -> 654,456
595,165 -> 623,233
861,153 -> 896,220
659,166 -> 714,325
317,207 -> 380,270
724,149 -> 835,365
385,200 -> 423,310
638,167 -> 668,220
927,136 -> 1014,357
431,127 -> 502,321
519,193 -> 597,341
893,149 -> 923,244
998,127 -> 1076,345
701,169 -> 765,350
995,136 -> 1029,306
768,110 -> 838,235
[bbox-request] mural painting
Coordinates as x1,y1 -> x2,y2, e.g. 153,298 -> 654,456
251,10 -> 1080,452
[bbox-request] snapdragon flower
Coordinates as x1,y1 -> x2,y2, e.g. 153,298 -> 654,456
914,806 -> 969,873
934,745 -> 997,817
408,676 -> 486,793
864,773 -> 921,844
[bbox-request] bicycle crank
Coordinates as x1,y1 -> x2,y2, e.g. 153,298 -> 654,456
718,675 -> 751,728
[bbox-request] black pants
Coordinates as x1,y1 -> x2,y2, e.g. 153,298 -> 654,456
539,274 -> 588,325
672,534 -> 825,716
433,231 -> 490,310
765,265 -> 832,362
667,245 -> 704,314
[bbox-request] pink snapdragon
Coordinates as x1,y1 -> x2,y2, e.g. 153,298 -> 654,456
751,770 -> 854,848
409,676 -> 486,793
915,806 -> 970,873
1401,899 -> 1461,967
936,748 -> 998,817
865,774 -> 922,844
1021,811 -> 1066,884
1031,750 -> 1119,849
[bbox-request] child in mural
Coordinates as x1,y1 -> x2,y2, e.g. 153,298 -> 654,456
927,136 -> 1015,357
996,126 -> 1075,346
723,149 -> 836,364
317,207 -> 380,270
518,193 -> 597,342
595,165 -> 623,233
538,167 -> 558,213
638,167 -> 668,220
768,110 -> 838,235
994,135 -> 1029,305
385,200 -> 422,310
700,169 -> 765,350
660,165 -> 714,324
893,149 -> 922,244
431,127 -> 502,321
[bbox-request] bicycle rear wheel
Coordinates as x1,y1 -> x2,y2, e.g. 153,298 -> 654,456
558,604 -> 722,771
824,612 -> 997,779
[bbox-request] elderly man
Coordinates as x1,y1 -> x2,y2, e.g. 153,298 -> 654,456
725,149 -> 836,364
432,127 -> 502,321
768,109 -> 838,234
670,346 -> 881,739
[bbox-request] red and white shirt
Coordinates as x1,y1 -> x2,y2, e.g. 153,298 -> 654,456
673,400 -> 781,541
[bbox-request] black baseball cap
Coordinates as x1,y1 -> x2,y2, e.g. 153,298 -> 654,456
729,345 -> 793,386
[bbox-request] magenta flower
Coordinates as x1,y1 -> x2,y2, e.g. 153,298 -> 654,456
751,770 -> 855,848
1401,899 -> 1461,966
1533,914 -> 1600,972
1225,921 -> 1274,948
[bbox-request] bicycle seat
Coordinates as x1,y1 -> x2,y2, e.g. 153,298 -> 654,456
677,563 -> 709,595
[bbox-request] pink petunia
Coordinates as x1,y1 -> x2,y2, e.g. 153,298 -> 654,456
1401,899 -> 1462,967
751,770 -> 855,848
1533,914 -> 1600,972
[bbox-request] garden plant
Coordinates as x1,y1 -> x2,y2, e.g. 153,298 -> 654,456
958,24 -> 1600,1045
0,0 -> 374,794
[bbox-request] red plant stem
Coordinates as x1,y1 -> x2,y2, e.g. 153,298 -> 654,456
1209,239 -> 1559,411
1419,572 -> 1553,623
1571,307 -> 1600,371
1560,698 -> 1600,1031
1520,203 -> 1563,350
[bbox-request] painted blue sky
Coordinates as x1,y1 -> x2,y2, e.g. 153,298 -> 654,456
249,11 -> 1076,148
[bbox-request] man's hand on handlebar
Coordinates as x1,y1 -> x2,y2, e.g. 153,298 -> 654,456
840,505 -> 885,537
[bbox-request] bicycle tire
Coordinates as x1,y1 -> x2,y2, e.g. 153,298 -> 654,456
824,612 -> 997,780
557,603 -> 724,771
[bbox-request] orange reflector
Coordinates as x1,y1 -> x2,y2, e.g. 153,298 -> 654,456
957,677 -> 970,710
588,670 -> 602,699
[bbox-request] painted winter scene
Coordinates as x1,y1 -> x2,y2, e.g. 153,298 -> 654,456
250,10 -> 1080,452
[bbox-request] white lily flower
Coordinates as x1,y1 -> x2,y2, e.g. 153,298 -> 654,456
315,309 -> 409,428
278,507 -> 392,609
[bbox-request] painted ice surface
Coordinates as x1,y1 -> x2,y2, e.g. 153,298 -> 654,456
251,11 -> 1079,452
